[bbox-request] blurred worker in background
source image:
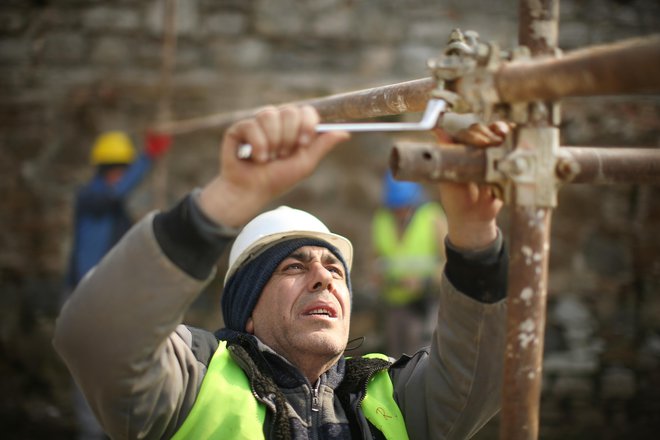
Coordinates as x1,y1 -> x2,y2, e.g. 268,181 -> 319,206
65,130 -> 171,289
371,171 -> 447,356
63,130 -> 171,440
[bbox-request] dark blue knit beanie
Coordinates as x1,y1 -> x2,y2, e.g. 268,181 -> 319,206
221,237 -> 352,333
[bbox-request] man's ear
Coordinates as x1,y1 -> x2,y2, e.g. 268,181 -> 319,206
245,317 -> 255,334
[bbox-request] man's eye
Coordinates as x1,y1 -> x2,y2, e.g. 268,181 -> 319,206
327,266 -> 344,277
284,263 -> 304,271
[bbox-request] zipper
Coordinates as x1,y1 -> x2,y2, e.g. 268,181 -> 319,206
311,380 -> 321,412
310,379 -> 322,440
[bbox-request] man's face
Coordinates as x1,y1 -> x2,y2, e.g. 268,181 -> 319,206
245,245 -> 351,364
101,165 -> 128,185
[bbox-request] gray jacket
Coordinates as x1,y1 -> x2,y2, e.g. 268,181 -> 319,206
54,208 -> 507,440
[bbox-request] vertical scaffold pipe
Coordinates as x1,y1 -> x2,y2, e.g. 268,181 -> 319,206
500,1 -> 559,440
152,0 -> 177,209
501,205 -> 552,440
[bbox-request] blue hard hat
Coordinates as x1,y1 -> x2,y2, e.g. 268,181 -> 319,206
383,170 -> 424,209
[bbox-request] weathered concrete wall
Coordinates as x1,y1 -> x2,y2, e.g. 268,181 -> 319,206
0,0 -> 659,437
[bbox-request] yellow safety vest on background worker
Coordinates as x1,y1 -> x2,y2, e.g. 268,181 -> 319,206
372,202 -> 444,305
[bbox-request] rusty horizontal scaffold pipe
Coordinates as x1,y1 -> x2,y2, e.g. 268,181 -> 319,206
391,142 -> 487,182
152,78 -> 436,135
555,147 -> 660,184
151,34 -> 660,136
492,34 -> 660,103
391,142 -> 660,186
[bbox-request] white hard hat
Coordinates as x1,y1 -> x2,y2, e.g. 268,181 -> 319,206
224,206 -> 353,285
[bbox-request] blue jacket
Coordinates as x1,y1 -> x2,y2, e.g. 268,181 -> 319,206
67,154 -> 152,287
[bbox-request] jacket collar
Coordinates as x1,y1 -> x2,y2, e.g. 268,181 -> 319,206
221,331 -> 346,390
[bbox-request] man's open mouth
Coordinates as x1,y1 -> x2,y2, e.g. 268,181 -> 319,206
304,306 -> 337,318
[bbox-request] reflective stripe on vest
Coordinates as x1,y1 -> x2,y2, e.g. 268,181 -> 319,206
172,342 -> 409,440
372,202 -> 443,304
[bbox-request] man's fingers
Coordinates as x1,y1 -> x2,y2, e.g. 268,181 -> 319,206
432,127 -> 454,143
490,121 -> 512,138
226,119 -> 270,163
454,122 -> 511,147
299,105 -> 320,147
255,106 -> 281,159
278,105 -> 301,157
474,123 -> 504,145
228,105 -> 345,165
459,129 -> 494,146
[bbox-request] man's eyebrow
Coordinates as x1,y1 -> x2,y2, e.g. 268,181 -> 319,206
286,250 -> 311,262
286,249 -> 341,265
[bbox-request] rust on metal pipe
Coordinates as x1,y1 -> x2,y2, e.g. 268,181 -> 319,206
152,77 -> 436,135
501,206 -> 552,440
492,34 -> 660,104
500,3 -> 558,439
304,77 -> 435,121
391,143 -> 660,186
518,0 -> 559,56
152,35 -> 660,136
556,147 -> 660,184
390,142 -> 487,182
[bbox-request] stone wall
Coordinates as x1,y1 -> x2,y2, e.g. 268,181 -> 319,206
1,0 -> 659,437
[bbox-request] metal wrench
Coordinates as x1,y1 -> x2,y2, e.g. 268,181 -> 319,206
236,98 -> 448,159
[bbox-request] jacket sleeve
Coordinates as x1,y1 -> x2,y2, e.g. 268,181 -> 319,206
53,192 -> 232,440
390,235 -> 508,440
113,153 -> 153,196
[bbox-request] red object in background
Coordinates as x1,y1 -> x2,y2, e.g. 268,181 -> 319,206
145,131 -> 172,159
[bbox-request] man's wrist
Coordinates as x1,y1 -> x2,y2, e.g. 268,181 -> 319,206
446,229 -> 503,263
447,221 -> 498,251
190,188 -> 242,238
198,177 -> 268,228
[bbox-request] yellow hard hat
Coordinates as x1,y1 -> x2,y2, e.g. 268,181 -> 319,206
90,131 -> 136,165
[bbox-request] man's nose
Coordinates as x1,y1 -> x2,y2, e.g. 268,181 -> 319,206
309,263 -> 333,292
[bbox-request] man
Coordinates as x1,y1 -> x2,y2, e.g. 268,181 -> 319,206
54,105 -> 509,439
66,130 -> 171,289
371,171 -> 447,355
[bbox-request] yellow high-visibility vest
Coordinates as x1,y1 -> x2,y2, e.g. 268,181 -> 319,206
372,202 -> 444,305
172,342 -> 409,440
